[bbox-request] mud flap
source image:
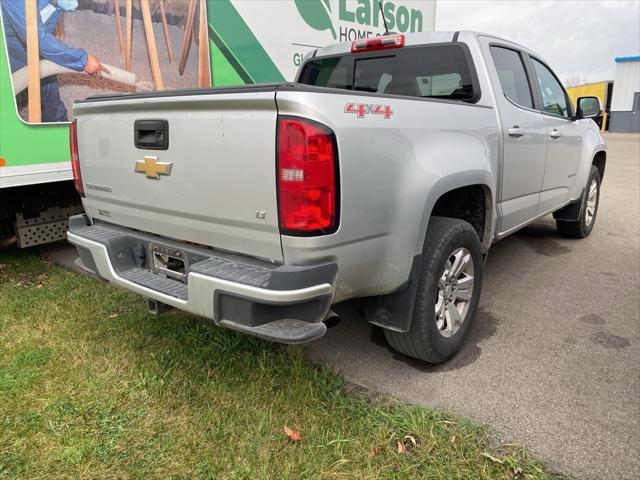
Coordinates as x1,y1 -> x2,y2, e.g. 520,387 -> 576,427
553,187 -> 586,222
361,255 -> 422,333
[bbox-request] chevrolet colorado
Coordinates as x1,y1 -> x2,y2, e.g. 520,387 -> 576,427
67,31 -> 606,363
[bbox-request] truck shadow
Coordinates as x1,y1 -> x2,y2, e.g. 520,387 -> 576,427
508,218 -> 573,257
364,307 -> 501,373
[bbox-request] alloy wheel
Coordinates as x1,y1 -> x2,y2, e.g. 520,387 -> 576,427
585,178 -> 598,226
435,247 -> 475,338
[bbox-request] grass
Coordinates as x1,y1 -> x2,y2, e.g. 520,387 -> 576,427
0,248 -> 566,479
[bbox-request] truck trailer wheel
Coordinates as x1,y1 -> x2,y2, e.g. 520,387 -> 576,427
556,166 -> 601,239
384,217 -> 483,363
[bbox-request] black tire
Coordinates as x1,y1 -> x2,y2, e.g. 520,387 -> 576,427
384,217 -> 483,363
556,166 -> 601,239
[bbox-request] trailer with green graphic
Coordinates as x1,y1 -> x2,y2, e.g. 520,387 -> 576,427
0,0 -> 434,247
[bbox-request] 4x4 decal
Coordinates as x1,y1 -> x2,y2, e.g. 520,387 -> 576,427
344,103 -> 393,119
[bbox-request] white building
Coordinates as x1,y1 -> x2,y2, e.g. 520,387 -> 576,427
609,56 -> 640,133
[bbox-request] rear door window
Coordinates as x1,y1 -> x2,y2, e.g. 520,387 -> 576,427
417,73 -> 464,97
299,44 -> 479,103
298,56 -> 351,90
490,46 -> 533,109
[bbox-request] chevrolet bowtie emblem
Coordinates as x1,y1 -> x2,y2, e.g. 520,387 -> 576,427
135,156 -> 173,179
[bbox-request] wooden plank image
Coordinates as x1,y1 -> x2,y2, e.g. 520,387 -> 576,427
140,0 -> 164,90
114,0 -> 125,56
159,0 -> 174,63
198,0 -> 210,87
126,0 -> 133,70
25,0 -> 41,123
178,0 -> 197,76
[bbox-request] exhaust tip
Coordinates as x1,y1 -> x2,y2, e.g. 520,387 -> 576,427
323,309 -> 341,329
0,235 -> 17,249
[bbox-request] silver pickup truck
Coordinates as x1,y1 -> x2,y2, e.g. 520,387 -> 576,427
67,31 -> 606,363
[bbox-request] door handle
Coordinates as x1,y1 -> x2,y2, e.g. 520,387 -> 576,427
134,119 -> 169,150
549,129 -> 562,139
508,126 -> 523,138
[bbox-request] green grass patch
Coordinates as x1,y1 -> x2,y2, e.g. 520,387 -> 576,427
0,249 -> 566,479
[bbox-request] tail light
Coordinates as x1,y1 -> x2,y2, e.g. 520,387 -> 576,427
277,117 -> 338,235
351,34 -> 405,53
69,119 -> 84,197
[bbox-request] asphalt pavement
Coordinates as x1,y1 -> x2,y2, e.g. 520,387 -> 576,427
307,133 -> 640,480
41,134 -> 639,479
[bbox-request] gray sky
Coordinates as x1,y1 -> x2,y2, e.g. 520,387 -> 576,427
435,0 -> 640,84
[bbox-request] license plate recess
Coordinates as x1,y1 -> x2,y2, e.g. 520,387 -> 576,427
150,243 -> 188,282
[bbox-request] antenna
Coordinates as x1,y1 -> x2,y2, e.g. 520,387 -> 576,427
378,0 -> 391,35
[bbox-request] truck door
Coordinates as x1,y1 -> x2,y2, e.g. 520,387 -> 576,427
528,57 -> 582,214
484,42 -> 548,233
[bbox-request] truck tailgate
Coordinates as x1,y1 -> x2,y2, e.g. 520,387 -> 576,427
73,88 -> 283,262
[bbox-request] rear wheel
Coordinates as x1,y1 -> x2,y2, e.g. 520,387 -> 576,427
384,217 -> 483,363
556,166 -> 601,238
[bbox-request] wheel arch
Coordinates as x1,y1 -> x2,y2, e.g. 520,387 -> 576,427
554,148 -> 606,223
419,173 -> 495,251
592,150 -> 606,180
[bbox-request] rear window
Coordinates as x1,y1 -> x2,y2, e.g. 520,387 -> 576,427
300,56 -> 351,90
298,44 -> 479,102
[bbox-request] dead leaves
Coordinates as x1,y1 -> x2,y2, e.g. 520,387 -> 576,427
283,426 -> 302,442
482,453 -> 525,478
396,435 -> 418,454
368,445 -> 381,459
278,424 -> 523,480
35,273 -> 48,288
482,452 -> 504,465
369,434 -> 420,458
12,272 -> 49,288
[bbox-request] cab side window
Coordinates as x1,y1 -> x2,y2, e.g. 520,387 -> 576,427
531,59 -> 569,117
490,46 -> 533,109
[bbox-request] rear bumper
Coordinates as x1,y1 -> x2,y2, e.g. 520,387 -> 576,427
67,215 -> 336,344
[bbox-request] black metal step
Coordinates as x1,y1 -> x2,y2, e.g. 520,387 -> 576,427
190,258 -> 272,288
219,318 -> 327,344
120,268 -> 188,300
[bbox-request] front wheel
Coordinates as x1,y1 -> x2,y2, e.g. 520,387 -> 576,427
384,217 -> 483,363
556,166 -> 601,238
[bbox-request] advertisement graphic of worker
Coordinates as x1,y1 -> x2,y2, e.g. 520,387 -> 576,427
2,0 -> 109,122
0,0 -> 210,124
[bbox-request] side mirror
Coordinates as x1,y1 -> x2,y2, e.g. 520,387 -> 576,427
576,96 -> 602,119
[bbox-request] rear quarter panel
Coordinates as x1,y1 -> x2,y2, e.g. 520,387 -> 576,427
276,89 -> 500,302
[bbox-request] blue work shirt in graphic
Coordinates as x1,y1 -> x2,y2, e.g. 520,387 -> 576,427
1,0 -> 88,73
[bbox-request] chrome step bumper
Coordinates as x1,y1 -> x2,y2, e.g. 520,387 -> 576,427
67,215 -> 335,344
